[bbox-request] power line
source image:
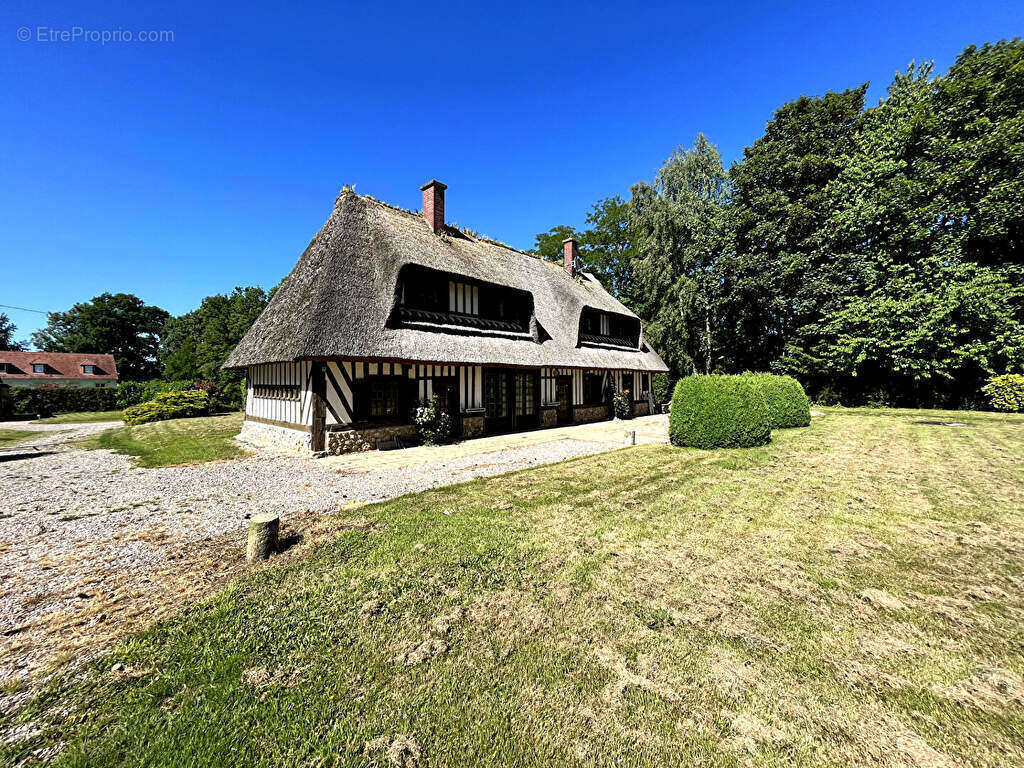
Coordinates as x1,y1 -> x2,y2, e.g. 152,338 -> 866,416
0,303 -> 51,315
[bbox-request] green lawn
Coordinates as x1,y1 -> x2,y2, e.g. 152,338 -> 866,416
77,412 -> 247,467
31,410 -> 125,424
0,428 -> 49,448
5,408 -> 1024,767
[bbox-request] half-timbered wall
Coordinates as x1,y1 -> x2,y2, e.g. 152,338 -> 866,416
247,361 -> 652,431
319,362 -> 485,426
246,361 -> 310,425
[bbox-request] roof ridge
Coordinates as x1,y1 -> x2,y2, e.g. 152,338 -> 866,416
342,188 -> 547,264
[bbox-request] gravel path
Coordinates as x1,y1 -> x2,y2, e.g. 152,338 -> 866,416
0,420 -> 640,692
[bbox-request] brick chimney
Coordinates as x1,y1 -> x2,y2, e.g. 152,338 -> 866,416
562,237 -> 579,277
420,180 -> 447,234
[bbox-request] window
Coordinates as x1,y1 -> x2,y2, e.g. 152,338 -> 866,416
621,373 -> 634,397
355,376 -> 408,422
578,309 -> 641,348
513,373 -> 536,417
83,365 -> 95,375
395,265 -> 533,334
0,363 -> 7,373
33,363 -> 46,374
448,281 -> 479,315
253,384 -> 300,401
583,372 -> 605,406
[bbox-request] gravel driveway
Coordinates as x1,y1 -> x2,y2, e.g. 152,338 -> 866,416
0,418 -> 658,696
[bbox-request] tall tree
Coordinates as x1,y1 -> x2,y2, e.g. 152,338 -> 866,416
0,313 -> 25,351
532,225 -> 578,262
579,197 -> 639,305
726,84 -> 868,372
161,286 -> 273,388
31,294 -> 169,380
630,134 -> 731,375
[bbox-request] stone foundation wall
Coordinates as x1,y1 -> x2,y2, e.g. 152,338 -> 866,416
461,414 -> 485,438
540,407 -> 558,428
238,419 -> 311,454
633,401 -> 651,417
327,424 -> 417,455
573,404 -> 611,424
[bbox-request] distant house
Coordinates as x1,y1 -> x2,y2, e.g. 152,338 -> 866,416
225,181 -> 668,455
0,351 -> 119,388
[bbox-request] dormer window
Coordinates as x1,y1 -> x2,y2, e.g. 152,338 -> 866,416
392,264 -> 534,336
33,363 -> 47,374
83,364 -> 96,374
578,309 -> 641,349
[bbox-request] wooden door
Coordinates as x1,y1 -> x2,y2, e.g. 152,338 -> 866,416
512,371 -> 539,429
311,362 -> 326,452
556,376 -> 572,424
484,368 -> 511,433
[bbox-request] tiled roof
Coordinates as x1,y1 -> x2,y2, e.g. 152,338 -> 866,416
0,351 -> 119,380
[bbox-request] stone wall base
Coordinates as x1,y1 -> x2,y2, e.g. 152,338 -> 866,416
238,419 -> 312,455
573,404 -> 611,424
462,414 -> 485,438
633,401 -> 651,417
327,424 -> 417,454
540,407 -> 558,428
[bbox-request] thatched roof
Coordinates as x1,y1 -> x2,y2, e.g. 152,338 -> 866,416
224,190 -> 668,372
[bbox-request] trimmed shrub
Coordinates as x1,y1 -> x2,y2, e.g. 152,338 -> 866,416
122,390 -> 211,426
652,373 -> 672,407
10,386 -> 119,417
116,380 -> 197,408
612,389 -> 633,419
982,374 -> 1024,413
744,373 -> 812,428
413,395 -> 453,445
669,375 -> 771,449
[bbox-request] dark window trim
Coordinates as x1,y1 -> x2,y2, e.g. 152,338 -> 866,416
353,374 -> 413,425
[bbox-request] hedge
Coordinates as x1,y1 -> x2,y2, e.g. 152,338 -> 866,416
982,374 -> 1024,413
744,372 -> 812,428
122,390 -> 212,426
669,375 -> 771,449
10,386 -> 119,417
116,380 -> 200,408
652,373 -> 672,406
116,378 -> 245,411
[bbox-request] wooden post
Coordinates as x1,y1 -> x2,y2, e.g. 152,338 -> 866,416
626,430 -> 636,446
311,362 -> 327,453
247,513 -> 279,561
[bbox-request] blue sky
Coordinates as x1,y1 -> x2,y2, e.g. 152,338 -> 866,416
1,0 -> 1020,341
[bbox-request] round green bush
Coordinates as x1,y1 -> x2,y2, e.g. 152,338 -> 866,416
669,375 -> 771,449
744,373 -> 812,428
982,374 -> 1024,413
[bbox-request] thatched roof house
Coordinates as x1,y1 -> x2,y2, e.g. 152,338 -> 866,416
228,182 -> 667,455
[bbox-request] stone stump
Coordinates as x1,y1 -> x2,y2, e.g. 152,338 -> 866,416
246,513 -> 280,561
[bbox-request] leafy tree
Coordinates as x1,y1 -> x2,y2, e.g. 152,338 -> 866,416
163,336 -> 201,380
726,84 -> 868,373
161,286 -> 273,394
31,294 -> 169,380
0,313 -> 26,351
630,134 -> 731,375
532,225 -> 578,262
579,197 -> 639,305
780,43 -> 1024,405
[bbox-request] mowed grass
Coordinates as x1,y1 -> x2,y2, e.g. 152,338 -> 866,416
77,412 -> 247,467
0,428 -> 49,448
31,410 -> 125,424
5,408 -> 1024,767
